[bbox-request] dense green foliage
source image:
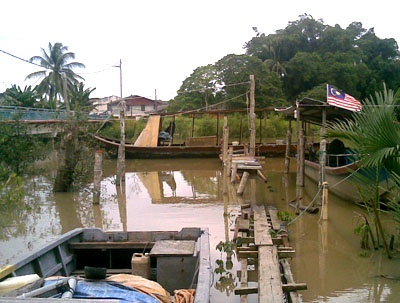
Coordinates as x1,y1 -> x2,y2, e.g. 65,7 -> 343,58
99,112 -> 290,144
169,14 -> 400,111
0,122 -> 47,175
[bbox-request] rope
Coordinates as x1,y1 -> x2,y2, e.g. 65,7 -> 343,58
329,167 -> 361,189
287,185 -> 322,226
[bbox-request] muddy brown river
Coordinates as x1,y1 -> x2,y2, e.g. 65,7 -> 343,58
1,157 -> 399,302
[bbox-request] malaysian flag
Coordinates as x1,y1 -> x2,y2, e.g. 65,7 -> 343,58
327,84 -> 362,112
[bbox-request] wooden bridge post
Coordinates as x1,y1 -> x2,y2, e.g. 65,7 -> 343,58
318,108 -> 327,207
322,181 -> 329,220
116,98 -> 126,185
295,102 -> 305,213
284,120 -> 292,174
93,150 -> 103,204
249,75 -> 256,157
222,116 -> 229,165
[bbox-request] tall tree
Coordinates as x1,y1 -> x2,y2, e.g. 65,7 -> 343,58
26,42 -> 85,108
216,54 -> 285,108
172,64 -> 222,111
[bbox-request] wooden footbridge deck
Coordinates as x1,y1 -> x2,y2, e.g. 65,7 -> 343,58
233,205 -> 307,303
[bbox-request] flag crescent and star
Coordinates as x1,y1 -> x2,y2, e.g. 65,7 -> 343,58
327,84 -> 362,112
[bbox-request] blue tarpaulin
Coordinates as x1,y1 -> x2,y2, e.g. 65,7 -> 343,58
74,280 -> 159,303
45,279 -> 159,303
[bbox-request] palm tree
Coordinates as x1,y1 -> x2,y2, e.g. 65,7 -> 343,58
68,82 -> 96,119
26,42 -> 85,108
2,85 -> 40,107
326,84 -> 400,258
263,37 -> 286,78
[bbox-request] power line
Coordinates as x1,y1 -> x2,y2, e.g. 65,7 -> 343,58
0,49 -> 44,68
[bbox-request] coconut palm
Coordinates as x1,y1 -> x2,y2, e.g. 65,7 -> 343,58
26,42 -> 85,109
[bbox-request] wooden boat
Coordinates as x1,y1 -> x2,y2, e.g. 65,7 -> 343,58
304,157 -> 393,203
94,134 -> 292,159
0,227 -> 210,303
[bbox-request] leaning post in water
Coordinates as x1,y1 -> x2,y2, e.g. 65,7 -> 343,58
93,150 -> 103,204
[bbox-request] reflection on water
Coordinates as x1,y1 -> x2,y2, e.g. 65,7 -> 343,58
1,157 -> 400,302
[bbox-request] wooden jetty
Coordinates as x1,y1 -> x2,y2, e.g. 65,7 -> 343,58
233,205 -> 306,303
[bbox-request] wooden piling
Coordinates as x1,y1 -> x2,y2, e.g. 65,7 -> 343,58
231,163 -> 238,184
222,116 -> 229,164
284,120 -> 292,174
249,75 -> 256,157
93,150 -> 103,204
116,99 -> 126,185
322,181 -> 329,220
227,147 -> 233,176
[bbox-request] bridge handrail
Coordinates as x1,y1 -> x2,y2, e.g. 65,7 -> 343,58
0,106 -> 110,121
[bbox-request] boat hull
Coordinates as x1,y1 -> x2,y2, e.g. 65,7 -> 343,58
95,135 -> 293,158
304,159 -> 393,203
0,227 -> 210,303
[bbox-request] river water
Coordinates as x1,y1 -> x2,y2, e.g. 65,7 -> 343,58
1,157 -> 399,302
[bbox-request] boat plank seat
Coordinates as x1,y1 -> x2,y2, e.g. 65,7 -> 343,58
69,242 -> 155,250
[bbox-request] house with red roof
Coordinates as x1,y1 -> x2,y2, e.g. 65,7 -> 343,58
107,95 -> 168,117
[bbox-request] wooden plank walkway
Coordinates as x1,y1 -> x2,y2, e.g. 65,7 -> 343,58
234,205 -> 306,303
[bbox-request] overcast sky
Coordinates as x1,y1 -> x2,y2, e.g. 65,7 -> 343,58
1,0 -> 399,101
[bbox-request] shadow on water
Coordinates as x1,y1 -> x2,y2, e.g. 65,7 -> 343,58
1,157 -> 400,302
